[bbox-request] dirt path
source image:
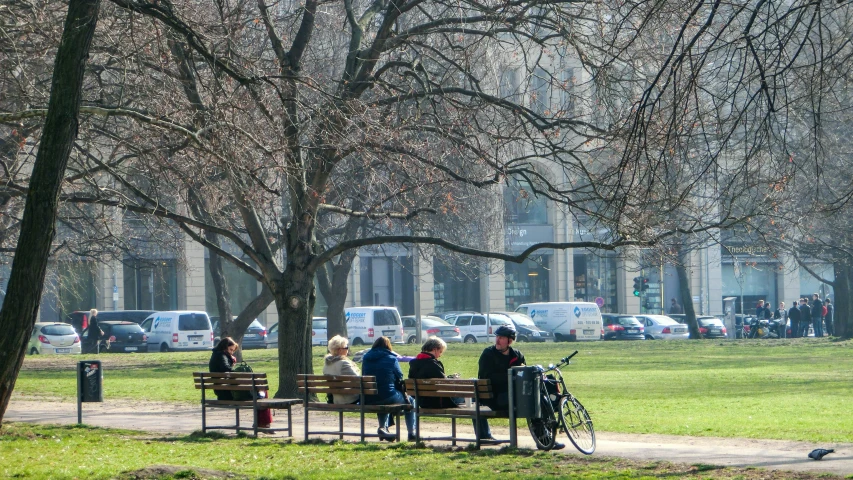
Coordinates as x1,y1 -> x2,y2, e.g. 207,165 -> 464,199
5,396 -> 852,476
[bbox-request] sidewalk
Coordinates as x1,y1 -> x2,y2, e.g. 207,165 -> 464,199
5,397 -> 852,476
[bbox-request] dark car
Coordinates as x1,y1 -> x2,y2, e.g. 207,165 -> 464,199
211,317 -> 268,349
96,310 -> 158,324
492,311 -> 553,342
697,316 -> 727,338
97,321 -> 148,353
601,314 -> 645,340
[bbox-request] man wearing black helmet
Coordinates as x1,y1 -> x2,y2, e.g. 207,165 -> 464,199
474,324 -> 564,449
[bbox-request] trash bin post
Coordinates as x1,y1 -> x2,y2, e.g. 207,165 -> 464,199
77,360 -> 103,424
507,369 -> 516,448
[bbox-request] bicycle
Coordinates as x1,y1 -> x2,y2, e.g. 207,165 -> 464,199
526,351 -> 596,454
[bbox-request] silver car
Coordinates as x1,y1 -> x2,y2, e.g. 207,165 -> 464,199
635,314 -> 689,340
401,315 -> 463,344
28,322 -> 82,355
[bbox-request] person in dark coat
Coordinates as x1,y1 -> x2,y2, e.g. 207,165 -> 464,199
362,337 -> 416,441
408,337 -> 461,409
825,298 -> 834,336
811,294 -> 824,337
209,337 -> 238,400
788,301 -> 801,338
209,336 -> 272,429
798,299 -> 812,337
82,309 -> 104,354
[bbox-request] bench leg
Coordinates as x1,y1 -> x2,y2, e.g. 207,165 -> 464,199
451,418 -> 457,446
235,408 -> 240,432
338,411 -> 344,440
304,407 -> 309,441
253,408 -> 259,438
395,412 -> 401,441
287,406 -> 293,437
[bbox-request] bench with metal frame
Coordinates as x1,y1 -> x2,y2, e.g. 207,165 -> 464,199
193,371 -> 300,437
404,377 -> 512,449
297,374 -> 412,442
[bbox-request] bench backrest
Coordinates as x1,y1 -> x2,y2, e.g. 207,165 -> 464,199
296,374 -> 378,398
404,378 -> 493,400
193,372 -> 269,391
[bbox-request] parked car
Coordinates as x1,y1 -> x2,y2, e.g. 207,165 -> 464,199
96,321 -> 148,353
211,317 -> 268,349
492,311 -> 553,342
600,314 -> 645,340
450,313 -> 512,343
401,315 -> 462,344
635,314 -> 689,340
428,311 -> 477,323
28,322 -> 81,355
96,310 -> 158,324
140,311 -> 214,352
697,316 -> 728,338
265,322 -> 279,349
312,317 -> 328,346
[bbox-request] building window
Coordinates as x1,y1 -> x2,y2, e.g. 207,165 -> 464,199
530,67 -> 551,116
433,259 -> 480,313
573,252 -> 617,312
123,259 -> 177,310
559,66 -> 575,115
359,255 -> 414,314
504,178 -> 547,224
504,256 -> 550,311
499,68 -> 520,101
204,258 -> 261,316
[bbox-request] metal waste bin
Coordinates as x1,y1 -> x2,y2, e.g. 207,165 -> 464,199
78,360 -> 103,403
511,366 -> 540,418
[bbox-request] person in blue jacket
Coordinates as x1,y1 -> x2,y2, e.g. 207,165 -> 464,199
362,336 -> 416,441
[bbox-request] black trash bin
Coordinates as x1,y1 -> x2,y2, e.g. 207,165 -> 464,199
77,360 -> 103,403
511,366 -> 540,418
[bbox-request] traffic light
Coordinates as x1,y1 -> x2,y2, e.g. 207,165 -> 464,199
632,277 -> 642,297
641,277 -> 650,292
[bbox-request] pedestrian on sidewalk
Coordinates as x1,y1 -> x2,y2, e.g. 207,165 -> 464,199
811,294 -> 824,337
798,299 -> 812,337
788,301 -> 801,338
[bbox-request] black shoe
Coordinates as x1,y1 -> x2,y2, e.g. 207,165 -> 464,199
408,435 -> 418,442
377,428 -> 396,442
479,435 -> 498,443
552,442 -> 566,450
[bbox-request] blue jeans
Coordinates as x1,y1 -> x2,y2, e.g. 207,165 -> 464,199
472,392 -> 508,439
798,321 -> 811,337
372,390 -> 415,436
812,317 -> 824,337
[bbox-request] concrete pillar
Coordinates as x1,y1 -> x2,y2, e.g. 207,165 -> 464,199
779,254 -> 801,307
480,259 -> 506,312
417,254 -> 436,315
618,252 -> 641,314
96,262 -> 124,311
706,241 -> 724,315
349,255 -> 362,307
178,235 -> 206,311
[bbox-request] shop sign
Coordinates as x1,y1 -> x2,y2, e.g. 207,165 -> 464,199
505,225 -> 554,253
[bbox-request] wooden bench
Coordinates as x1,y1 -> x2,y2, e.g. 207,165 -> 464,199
193,372 -> 300,437
404,378 -> 510,448
297,374 -> 412,442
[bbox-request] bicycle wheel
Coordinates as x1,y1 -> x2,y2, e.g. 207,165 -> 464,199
528,396 -> 558,451
559,395 -> 595,454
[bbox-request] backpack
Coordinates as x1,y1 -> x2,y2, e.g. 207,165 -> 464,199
231,362 -> 254,401
822,306 -> 828,317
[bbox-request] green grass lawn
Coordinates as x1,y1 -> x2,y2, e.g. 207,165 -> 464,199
0,423 -> 829,480
15,338 -> 853,442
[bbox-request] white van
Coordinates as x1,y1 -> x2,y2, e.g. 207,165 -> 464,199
140,311 -> 214,352
515,302 -> 602,342
345,306 -> 405,346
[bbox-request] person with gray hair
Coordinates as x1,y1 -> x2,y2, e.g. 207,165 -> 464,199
408,336 -> 461,408
322,335 -> 360,405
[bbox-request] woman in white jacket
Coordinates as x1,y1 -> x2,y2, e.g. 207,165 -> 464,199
322,335 -> 361,404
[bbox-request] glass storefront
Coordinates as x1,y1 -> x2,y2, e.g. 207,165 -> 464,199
799,263 -> 834,300
359,255 -> 414,314
432,259 -> 480,313
204,258 -> 261,316
573,251 -> 618,313
123,259 -> 178,310
720,262 -> 777,314
504,255 -> 550,310
504,179 -> 547,224
56,261 -> 97,321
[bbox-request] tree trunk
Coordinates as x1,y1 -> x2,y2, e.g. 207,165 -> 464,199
0,0 -> 100,425
676,245 -> 702,339
833,260 -> 852,339
316,249 -> 355,340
